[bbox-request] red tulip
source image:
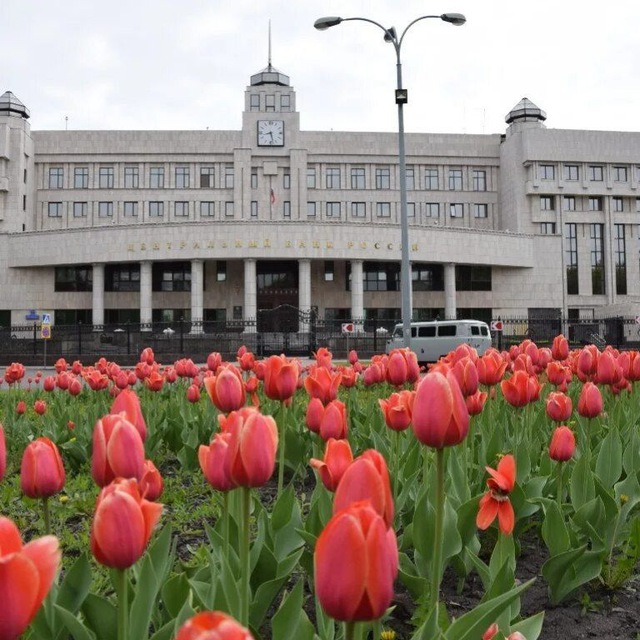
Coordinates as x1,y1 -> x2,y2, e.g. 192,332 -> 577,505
338,365 -> 358,389
318,400 -> 348,441
4,362 -> 26,385
206,352 -> 222,373
110,388 -> 147,441
549,426 -> 576,462
176,611 -> 254,640
551,334 -> 569,361
20,437 -> 66,499
595,350 -> 622,386
451,356 -> 479,397
412,371 -> 469,449
304,365 -> 342,405
84,369 -> 109,391
305,397 -> 324,434
577,345 -> 599,380
465,390 -> 488,416
348,350 -> 359,365
139,460 -> 163,501
224,408 -> 278,488
545,391 -> 572,423
187,384 -> 201,403
71,360 -> 83,375
546,360 -> 571,388
577,381 -> 603,418
476,350 -> 508,386
500,370 -> 532,408
310,438 -> 354,492
0,423 -> 6,482
333,450 -> 394,528
144,370 -> 164,391
33,400 -> 47,416
90,478 -> 162,570
43,376 -> 56,392
314,501 -> 398,622
68,377 -> 82,396
140,347 -> 155,365
378,390 -> 413,432
91,414 -> 145,487
0,516 -> 61,640
237,351 -> 255,372
16,400 -> 26,415
476,454 -> 516,535
199,432 -> 234,492
204,364 -> 246,413
263,355 -> 299,402
385,348 -> 419,386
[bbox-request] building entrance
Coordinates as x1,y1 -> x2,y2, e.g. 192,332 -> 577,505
256,260 -> 299,332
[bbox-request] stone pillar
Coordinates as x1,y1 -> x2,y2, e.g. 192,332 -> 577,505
298,259 -> 311,333
351,260 -> 364,331
244,258 -> 257,333
92,263 -> 105,328
140,261 -> 153,330
444,263 -> 457,320
190,259 -> 204,333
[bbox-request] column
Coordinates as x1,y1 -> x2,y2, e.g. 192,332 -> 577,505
244,258 -> 257,333
190,259 -> 204,333
298,259 -> 311,333
444,263 -> 457,320
140,261 -> 152,330
92,263 -> 105,329
350,259 -> 364,331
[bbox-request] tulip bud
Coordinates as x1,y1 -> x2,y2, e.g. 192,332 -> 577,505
139,459 -> 164,501
549,426 -> 576,462
310,438 -> 353,492
176,611 -> 254,640
20,437 -> 66,498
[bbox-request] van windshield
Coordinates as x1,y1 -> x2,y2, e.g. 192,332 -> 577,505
392,326 -> 403,339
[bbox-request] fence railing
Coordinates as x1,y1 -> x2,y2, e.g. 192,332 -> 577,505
0,315 -> 637,366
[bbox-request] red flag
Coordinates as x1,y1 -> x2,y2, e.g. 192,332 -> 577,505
270,188 -> 276,205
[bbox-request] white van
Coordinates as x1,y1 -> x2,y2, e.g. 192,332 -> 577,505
386,320 -> 492,364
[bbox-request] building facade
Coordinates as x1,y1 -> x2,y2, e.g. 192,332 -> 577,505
1,64 -> 639,333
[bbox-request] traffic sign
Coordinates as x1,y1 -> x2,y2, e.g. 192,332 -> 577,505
41,325 -> 51,340
341,322 -> 355,334
42,313 -> 51,325
490,320 -> 504,332
635,315 -> 640,325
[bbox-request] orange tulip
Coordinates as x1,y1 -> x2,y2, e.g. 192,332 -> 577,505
203,364 -> 246,413
224,408 -> 278,488
546,391 -> 572,423
199,432 -> 234,492
313,347 -> 333,369
465,390 -> 488,416
4,362 -> 26,385
378,390 -> 413,432
139,459 -> 164,501
546,360 -> 571,388
90,478 -> 162,569
176,611 -> 254,640
0,516 -> 61,640
144,370 -> 165,391
110,387 -> 147,441
304,365 -> 342,405
263,355 -> 299,402
91,413 -> 145,487
412,371 -> 469,449
500,370 -> 532,408
577,381 -> 603,418
310,438 -> 354,492
476,454 -> 516,535
333,450 -> 394,528
338,365 -> 358,388
549,426 -> 576,462
314,501 -> 398,622
20,437 -> 66,499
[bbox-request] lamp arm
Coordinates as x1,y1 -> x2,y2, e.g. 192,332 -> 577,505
397,15 -> 442,50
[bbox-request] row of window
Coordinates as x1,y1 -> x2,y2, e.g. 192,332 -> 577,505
540,195 -> 640,213
46,200 -> 490,220
46,165 -> 489,193
54,261 -> 492,293
539,163 -> 640,183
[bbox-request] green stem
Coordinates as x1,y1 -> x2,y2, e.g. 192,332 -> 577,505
42,496 -> 51,535
223,491 -> 229,559
393,430 -> 401,508
430,448 -> 445,613
606,506 -> 623,587
556,461 -> 563,511
240,486 -> 251,627
277,401 -> 287,496
344,621 -> 358,640
115,568 -> 128,640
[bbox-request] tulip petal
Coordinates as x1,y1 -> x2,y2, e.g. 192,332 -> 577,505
0,516 -> 22,555
21,536 -> 61,620
0,553 -> 41,639
497,500 -> 515,535
476,493 -> 499,530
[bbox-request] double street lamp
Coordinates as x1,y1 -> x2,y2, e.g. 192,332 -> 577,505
314,13 -> 466,348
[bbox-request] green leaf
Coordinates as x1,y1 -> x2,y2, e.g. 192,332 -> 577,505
53,605 -> 97,640
542,544 -> 604,604
510,611 -> 545,640
569,454 -> 595,511
271,580 -> 315,640
541,500 -> 570,556
622,429 -> 640,476
443,579 -> 534,639
161,573 -> 191,619
56,553 -> 92,614
81,594 -> 117,640
595,427 -> 622,488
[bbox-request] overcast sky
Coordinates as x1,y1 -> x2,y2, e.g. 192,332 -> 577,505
3,0 -> 640,135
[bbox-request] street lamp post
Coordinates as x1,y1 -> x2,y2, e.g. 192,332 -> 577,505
314,13 -> 465,349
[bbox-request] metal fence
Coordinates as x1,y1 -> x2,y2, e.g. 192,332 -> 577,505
0,314 -> 638,366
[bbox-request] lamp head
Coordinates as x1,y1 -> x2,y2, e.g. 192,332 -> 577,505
441,13 -> 466,26
314,16 -> 343,30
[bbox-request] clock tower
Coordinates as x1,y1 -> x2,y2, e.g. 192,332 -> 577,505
242,60 -> 300,150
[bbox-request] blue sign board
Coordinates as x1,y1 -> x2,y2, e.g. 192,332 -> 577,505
25,310 -> 40,320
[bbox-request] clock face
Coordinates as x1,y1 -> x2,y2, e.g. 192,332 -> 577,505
257,120 -> 284,146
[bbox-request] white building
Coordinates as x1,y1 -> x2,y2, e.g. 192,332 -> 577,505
1,63 -> 639,333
